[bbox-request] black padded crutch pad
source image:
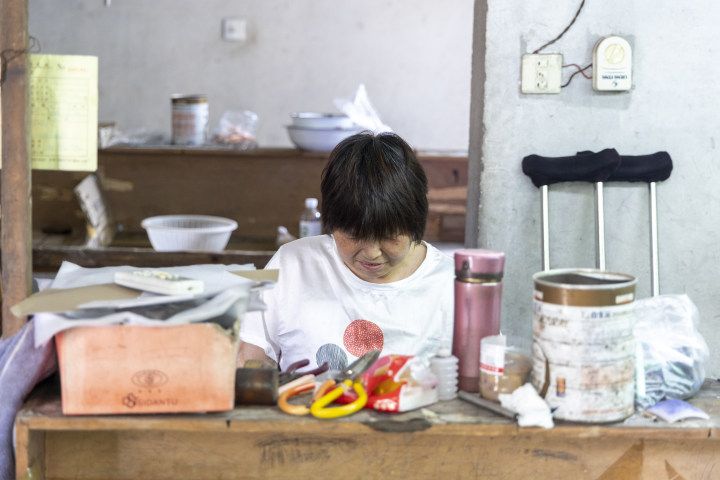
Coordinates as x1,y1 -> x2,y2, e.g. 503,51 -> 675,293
608,152 -> 673,183
521,148 -> 621,188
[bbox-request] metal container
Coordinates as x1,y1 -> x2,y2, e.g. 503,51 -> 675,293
531,269 -> 637,422
171,94 -> 208,145
452,249 -> 505,393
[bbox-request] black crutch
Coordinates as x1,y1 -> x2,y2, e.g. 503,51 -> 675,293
522,149 -> 621,271
605,152 -> 673,296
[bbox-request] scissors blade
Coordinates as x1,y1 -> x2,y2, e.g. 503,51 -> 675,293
343,349 -> 381,379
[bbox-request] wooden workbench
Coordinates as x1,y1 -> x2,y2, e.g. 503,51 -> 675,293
14,380 -> 720,479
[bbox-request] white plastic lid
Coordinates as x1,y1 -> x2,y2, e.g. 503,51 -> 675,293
436,347 -> 451,357
305,197 -> 318,208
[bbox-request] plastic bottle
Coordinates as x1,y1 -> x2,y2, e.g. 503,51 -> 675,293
275,226 -> 297,247
430,348 -> 459,400
299,197 -> 322,238
452,249 -> 505,393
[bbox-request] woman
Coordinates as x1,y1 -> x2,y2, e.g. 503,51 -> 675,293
238,132 -> 454,370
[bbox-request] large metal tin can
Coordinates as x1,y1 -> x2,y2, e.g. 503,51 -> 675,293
531,269 -> 637,422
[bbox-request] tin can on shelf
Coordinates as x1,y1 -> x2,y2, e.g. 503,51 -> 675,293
171,94 -> 208,145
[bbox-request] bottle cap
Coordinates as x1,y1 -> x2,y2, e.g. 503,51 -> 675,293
305,198 -> 318,208
436,347 -> 451,357
454,249 -> 505,280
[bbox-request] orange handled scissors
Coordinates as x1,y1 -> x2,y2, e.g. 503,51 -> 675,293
277,350 -> 380,419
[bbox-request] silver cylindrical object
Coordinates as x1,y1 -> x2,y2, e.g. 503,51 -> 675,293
595,182 -> 606,270
650,181 -> 659,296
541,185 -> 550,271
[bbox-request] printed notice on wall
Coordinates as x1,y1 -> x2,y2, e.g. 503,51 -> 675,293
29,54 -> 98,171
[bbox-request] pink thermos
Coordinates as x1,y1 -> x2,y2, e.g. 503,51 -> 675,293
452,249 -> 505,392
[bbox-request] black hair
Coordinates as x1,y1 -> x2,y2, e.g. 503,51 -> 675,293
320,131 -> 428,242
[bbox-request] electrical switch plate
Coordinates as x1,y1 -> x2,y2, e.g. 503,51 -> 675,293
593,36 -> 632,91
221,17 -> 248,43
521,53 -> 563,94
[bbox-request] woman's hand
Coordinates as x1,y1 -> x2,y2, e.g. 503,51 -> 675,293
237,341 -> 277,369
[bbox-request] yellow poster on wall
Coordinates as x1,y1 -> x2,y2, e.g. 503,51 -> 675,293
29,54 -> 98,171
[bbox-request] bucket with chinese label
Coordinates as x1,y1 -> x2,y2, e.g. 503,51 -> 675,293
171,94 -> 208,145
531,269 -> 637,422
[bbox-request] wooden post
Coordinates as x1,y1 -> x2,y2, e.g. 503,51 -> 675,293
0,0 -> 32,337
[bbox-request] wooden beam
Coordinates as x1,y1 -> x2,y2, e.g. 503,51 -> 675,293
0,0 -> 32,337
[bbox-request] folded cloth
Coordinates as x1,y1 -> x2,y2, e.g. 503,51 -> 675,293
522,148 -> 621,188
0,320 -> 57,480
578,150 -> 673,183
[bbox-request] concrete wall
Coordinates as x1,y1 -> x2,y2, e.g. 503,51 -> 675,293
469,0 -> 720,375
28,0 -> 473,150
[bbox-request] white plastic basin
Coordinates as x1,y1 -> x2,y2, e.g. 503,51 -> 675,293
286,125 -> 363,152
290,113 -> 356,130
141,215 -> 238,252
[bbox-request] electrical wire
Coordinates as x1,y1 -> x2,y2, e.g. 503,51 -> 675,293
0,36 -> 41,86
532,0 -> 586,54
563,63 -> 592,79
561,63 -> 592,88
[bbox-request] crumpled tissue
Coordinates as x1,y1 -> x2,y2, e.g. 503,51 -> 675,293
498,383 -> 554,429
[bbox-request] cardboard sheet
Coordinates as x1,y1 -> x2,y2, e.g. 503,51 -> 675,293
10,262 -> 279,347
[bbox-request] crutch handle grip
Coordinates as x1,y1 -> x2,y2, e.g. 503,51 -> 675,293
522,148 -> 621,188
608,151 -> 673,183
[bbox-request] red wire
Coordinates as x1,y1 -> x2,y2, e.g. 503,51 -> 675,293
562,63 -> 592,79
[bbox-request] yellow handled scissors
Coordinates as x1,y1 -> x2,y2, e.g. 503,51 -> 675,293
310,349 -> 380,419
277,350 -> 380,419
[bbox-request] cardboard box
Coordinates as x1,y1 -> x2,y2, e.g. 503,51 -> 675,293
11,268 -> 278,415
56,323 -> 238,415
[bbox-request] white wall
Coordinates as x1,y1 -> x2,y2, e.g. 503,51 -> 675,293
470,1 -> 720,375
29,0 -> 474,150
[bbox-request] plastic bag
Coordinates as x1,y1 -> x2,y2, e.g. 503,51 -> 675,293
106,126 -> 165,146
333,84 -> 392,134
634,294 -> 709,409
337,355 -> 438,412
213,110 -> 258,150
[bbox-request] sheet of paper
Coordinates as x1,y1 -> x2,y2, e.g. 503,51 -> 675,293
74,174 -> 114,247
29,54 -> 98,171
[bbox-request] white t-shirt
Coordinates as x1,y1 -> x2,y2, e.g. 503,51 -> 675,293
239,234 -> 454,371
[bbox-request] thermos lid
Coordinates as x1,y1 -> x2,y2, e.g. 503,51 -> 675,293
454,249 -> 505,280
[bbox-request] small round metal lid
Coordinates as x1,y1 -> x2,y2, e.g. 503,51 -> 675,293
171,94 -> 208,104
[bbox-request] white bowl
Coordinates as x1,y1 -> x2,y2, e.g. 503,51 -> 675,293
290,113 -> 356,130
141,215 -> 238,252
286,126 -> 363,152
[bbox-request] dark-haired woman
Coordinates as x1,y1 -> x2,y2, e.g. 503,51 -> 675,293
238,132 -> 454,371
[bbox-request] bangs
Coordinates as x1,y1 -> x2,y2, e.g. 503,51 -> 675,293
334,189 -> 425,241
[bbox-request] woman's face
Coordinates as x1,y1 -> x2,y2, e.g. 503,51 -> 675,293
333,230 -> 424,283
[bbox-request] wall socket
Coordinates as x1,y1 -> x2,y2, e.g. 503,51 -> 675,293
222,17 -> 248,43
521,54 -> 562,94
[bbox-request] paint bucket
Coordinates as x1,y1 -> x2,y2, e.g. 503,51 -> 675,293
171,94 -> 209,145
531,269 -> 637,422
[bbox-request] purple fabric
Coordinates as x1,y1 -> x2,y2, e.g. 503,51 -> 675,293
0,320 -> 56,480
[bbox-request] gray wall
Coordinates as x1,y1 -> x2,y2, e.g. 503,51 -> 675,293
29,0 -> 474,150
469,1 -> 720,374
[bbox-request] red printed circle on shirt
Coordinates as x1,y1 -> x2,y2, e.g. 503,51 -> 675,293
343,319 -> 384,357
